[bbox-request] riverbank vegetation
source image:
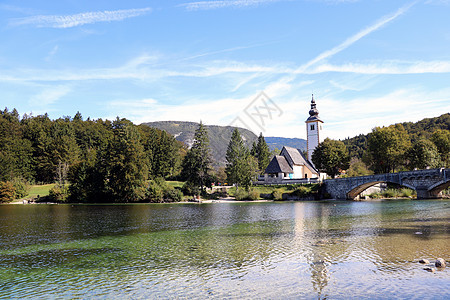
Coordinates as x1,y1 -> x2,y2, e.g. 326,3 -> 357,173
0,108 -> 272,203
1,107 -> 449,203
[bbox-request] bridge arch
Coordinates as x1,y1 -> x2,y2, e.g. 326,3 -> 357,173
325,168 -> 450,200
428,180 -> 450,197
347,180 -> 415,200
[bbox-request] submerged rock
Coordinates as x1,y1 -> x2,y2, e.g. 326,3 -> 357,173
435,258 -> 446,268
419,259 -> 430,264
424,267 -> 436,273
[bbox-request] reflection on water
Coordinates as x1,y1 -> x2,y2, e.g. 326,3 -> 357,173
0,200 -> 449,298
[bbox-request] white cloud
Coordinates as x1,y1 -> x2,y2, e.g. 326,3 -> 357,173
0,57 -> 292,83
28,85 -> 71,106
45,45 -> 59,62
180,0 -> 283,10
109,95 -> 252,126
310,60 -> 450,74
317,89 -> 450,139
295,1 -> 417,73
10,8 -> 152,28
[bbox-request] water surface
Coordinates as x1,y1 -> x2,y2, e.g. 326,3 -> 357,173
0,200 -> 449,299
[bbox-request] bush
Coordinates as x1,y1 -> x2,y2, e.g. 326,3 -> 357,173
272,189 -> 283,201
48,184 -> 69,202
11,177 -> 30,199
181,181 -> 199,196
382,189 -> 400,198
147,180 -> 164,203
235,188 -> 248,200
400,188 -> 415,198
0,181 -> 16,203
248,188 -> 260,200
293,186 -> 311,198
164,188 -> 183,202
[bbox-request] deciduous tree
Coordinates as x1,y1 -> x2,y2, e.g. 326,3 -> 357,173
312,138 -> 350,178
431,129 -> 450,167
408,139 -> 441,170
365,124 -> 411,173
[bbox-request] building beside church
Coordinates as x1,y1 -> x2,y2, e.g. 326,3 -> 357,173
258,95 -> 325,184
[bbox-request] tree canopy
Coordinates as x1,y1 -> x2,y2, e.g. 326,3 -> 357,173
250,132 -> 271,174
312,138 -> 350,178
181,122 -> 212,193
226,128 -> 258,189
0,108 -> 185,202
365,124 -> 411,173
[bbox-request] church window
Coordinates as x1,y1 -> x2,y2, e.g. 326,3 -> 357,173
310,124 -> 315,131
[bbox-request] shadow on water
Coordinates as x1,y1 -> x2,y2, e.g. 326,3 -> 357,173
0,247 -> 123,269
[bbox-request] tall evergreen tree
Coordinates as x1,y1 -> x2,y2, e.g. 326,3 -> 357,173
250,132 -> 270,174
226,128 -> 257,189
103,118 -> 149,202
181,122 -> 212,193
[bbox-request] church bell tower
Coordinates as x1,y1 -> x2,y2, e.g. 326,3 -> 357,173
305,94 -> 323,162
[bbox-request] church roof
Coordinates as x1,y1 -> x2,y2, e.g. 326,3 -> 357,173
264,155 -> 293,174
281,146 -> 319,173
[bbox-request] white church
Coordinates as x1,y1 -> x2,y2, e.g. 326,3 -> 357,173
261,95 -> 326,184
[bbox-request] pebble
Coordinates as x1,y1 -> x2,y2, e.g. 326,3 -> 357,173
424,267 -> 436,273
419,259 -> 430,264
435,258 -> 446,268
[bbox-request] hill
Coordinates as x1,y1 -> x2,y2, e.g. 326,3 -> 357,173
344,113 -> 450,159
265,137 -> 307,152
142,121 -> 258,167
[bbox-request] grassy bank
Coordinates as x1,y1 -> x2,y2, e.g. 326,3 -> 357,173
26,184 -> 55,199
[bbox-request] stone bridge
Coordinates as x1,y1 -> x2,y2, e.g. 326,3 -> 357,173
324,168 -> 450,200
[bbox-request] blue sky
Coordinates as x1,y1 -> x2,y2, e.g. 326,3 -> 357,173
1,0 -> 449,140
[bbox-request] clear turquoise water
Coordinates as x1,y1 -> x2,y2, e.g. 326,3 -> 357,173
0,200 -> 449,299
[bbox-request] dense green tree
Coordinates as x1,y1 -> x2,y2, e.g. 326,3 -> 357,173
346,158 -> 373,177
0,181 -> 15,203
344,113 -> 449,160
0,108 -> 34,181
226,128 -> 258,189
431,129 -> 450,167
103,118 -> 149,202
408,139 -> 441,170
250,133 -> 270,174
139,125 -> 185,179
312,138 -> 350,178
365,124 -> 411,173
181,122 -> 212,193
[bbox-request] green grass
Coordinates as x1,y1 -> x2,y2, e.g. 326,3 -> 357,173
26,184 -> 55,199
166,181 -> 184,189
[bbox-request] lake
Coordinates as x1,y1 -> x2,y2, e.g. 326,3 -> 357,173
0,200 -> 449,299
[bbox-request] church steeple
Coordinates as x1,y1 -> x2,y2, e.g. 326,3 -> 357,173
305,94 -> 324,162
306,94 -> 321,122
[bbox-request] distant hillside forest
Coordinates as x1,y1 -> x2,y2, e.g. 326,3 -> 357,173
143,121 -> 257,166
344,113 -> 450,159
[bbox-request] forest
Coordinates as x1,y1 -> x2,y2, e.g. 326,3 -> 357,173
0,108 -> 270,203
1,108 -> 449,202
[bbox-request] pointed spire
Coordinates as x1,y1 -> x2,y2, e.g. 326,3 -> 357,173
306,94 -> 322,122
309,94 -> 318,117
